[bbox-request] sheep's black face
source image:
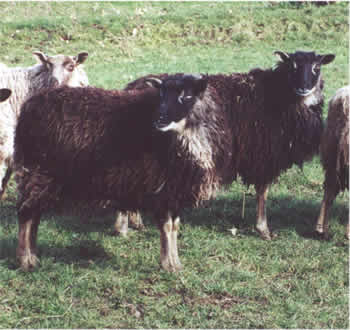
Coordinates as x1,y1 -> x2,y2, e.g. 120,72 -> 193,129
147,75 -> 208,133
275,50 -> 335,97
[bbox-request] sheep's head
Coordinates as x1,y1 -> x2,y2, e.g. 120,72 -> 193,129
33,51 -> 89,87
274,50 -> 335,97
0,88 -> 11,103
147,74 -> 208,133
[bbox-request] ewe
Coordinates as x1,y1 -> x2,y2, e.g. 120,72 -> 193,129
0,51 -> 88,198
14,76 -> 225,272
125,50 -> 335,240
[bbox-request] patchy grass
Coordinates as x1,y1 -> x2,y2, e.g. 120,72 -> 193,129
0,2 -> 348,328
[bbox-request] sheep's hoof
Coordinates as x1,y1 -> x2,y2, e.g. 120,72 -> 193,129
161,259 -> 183,273
17,253 -> 40,271
130,223 -> 145,231
313,230 -> 331,241
256,228 -> 272,240
112,229 -> 128,238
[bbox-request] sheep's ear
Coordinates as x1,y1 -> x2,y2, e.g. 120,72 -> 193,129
274,51 -> 290,62
318,54 -> 335,65
33,51 -> 49,64
0,88 -> 11,102
74,52 -> 89,65
145,77 -> 163,89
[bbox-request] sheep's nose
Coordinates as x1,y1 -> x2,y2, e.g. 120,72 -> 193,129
154,116 -> 169,130
295,88 -> 311,96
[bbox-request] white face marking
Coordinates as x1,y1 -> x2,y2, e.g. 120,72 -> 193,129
296,86 -> 316,97
177,90 -> 184,104
293,62 -> 297,69
158,118 -> 187,133
311,63 -> 318,75
303,92 -> 319,107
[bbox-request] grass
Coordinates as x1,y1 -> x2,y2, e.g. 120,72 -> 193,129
0,1 -> 349,328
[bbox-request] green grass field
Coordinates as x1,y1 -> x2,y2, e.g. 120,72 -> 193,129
0,2 -> 348,328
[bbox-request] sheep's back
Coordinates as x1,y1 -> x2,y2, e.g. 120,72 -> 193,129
15,86 -> 160,178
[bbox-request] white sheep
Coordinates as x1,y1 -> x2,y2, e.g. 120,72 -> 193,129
0,51 -> 88,198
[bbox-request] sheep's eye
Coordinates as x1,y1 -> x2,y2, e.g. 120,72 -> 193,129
66,64 -> 75,72
292,62 -> 297,70
178,90 -> 185,104
178,94 -> 193,104
312,64 -> 320,75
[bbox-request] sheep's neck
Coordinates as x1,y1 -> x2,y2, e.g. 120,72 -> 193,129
173,95 -> 226,171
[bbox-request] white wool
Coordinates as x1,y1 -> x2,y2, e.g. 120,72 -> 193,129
0,53 -> 89,193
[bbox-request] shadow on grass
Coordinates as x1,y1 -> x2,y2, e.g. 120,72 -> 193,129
1,192 -> 347,270
34,192 -> 348,240
44,239 -> 114,268
0,237 -> 114,271
181,192 -> 348,240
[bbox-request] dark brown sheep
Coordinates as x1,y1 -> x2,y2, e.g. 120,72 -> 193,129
14,76 -> 228,272
315,85 -> 349,239
131,50 -> 335,240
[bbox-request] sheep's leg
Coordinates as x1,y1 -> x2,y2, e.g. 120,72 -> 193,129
113,211 -> 144,237
159,213 -> 182,272
17,210 -> 41,271
315,184 -> 338,240
0,166 -> 12,200
128,211 -> 144,230
0,160 -> 8,199
16,170 -> 59,270
113,211 -> 129,237
170,216 -> 182,270
255,184 -> 272,240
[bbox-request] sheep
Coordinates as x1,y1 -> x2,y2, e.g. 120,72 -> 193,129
127,50 -> 335,240
0,87 -> 13,191
0,51 -> 89,199
12,50 -> 336,271
315,85 -> 349,239
14,74 -> 235,272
